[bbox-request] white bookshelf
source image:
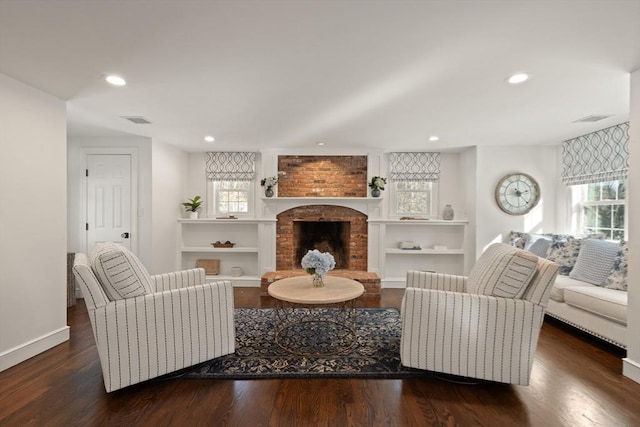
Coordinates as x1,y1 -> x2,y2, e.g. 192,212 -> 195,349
177,218 -> 275,287
368,219 -> 468,287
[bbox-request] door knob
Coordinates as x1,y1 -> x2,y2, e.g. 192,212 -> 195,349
121,232 -> 130,239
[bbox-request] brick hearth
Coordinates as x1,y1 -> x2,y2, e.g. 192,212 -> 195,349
261,270 -> 381,297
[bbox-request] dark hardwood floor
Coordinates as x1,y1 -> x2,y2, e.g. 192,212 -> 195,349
1,288 -> 639,426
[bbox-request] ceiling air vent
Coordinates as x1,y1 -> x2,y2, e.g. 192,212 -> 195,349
122,116 -> 152,124
573,114 -> 612,123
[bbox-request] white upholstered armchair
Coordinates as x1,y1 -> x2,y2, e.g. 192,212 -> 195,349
73,243 -> 235,392
400,243 -> 559,385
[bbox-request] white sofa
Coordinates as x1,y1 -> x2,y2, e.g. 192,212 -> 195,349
508,231 -> 628,348
545,275 -> 627,348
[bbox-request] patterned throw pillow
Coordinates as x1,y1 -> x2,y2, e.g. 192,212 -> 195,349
508,231 -> 528,249
546,236 -> 585,275
569,239 -> 620,286
90,242 -> 153,300
468,243 -> 539,298
605,241 -> 628,291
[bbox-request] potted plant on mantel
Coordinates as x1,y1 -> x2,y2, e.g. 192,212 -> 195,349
183,195 -> 203,219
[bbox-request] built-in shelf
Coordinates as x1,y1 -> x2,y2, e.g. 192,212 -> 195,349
181,246 -> 259,253
385,248 -> 465,255
369,219 -> 468,225
376,218 -> 468,283
178,218 -> 275,224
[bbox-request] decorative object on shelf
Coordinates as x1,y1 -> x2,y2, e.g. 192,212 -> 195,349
442,204 -> 454,220
212,241 -> 235,248
183,195 -> 203,219
368,176 -> 387,197
196,259 -> 220,275
399,241 -> 421,250
231,266 -> 243,277
301,249 -> 336,288
494,172 -> 540,215
261,176 -> 278,197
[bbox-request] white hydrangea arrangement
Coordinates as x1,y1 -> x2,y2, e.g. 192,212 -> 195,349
260,176 -> 278,188
301,249 -> 336,276
369,176 -> 387,190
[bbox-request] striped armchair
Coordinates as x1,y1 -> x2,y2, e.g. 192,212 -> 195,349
400,243 -> 559,385
72,244 -> 235,392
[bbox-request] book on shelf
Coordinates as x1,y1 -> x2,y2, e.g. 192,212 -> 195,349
398,241 -> 421,250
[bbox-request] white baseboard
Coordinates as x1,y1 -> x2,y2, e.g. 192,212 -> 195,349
0,326 -> 70,372
623,357 -> 640,384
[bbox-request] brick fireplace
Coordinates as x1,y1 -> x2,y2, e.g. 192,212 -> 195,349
259,155 -> 380,297
276,205 -> 368,271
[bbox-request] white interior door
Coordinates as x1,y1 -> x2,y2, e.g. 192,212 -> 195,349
87,154 -> 132,251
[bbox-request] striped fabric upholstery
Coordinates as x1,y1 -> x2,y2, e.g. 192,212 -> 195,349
400,247 -> 559,385
152,268 -> 207,292
467,243 -> 539,298
72,253 -> 109,309
90,243 -> 153,300
406,270 -> 467,292
73,254 -> 235,392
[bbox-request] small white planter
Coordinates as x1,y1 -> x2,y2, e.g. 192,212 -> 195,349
188,211 -> 199,219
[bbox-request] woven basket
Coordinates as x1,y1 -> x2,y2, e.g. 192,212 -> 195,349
212,242 -> 235,248
195,259 -> 220,275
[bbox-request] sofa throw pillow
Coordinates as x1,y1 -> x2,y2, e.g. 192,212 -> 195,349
508,231 -> 528,249
525,233 -> 552,258
604,241 -> 628,291
569,239 -> 620,286
546,236 -> 585,275
468,243 -> 539,298
90,242 -> 153,300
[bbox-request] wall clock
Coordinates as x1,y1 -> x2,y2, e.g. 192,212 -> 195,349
494,172 -> 540,215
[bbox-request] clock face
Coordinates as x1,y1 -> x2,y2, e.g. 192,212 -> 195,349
495,173 -> 540,215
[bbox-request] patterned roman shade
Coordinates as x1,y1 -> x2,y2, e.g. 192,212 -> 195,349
389,152 -> 441,181
206,152 -> 256,181
561,122 -> 629,185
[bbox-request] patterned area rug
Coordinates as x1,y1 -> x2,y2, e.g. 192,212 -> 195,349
184,307 -> 429,379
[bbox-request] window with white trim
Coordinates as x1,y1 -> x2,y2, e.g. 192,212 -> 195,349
574,180 -> 626,239
392,180 -> 437,217
207,180 -> 253,216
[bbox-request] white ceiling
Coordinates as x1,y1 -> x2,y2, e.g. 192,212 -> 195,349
1,1 -> 639,152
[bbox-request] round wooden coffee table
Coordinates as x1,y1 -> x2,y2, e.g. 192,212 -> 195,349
268,275 -> 364,357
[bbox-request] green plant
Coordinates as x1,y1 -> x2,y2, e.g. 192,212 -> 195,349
182,195 -> 203,212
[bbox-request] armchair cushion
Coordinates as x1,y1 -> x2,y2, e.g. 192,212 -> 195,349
90,243 -> 153,300
467,243 -> 538,298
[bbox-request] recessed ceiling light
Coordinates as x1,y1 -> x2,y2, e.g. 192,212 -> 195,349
317,142 -> 325,146
105,75 -> 126,86
428,136 -> 439,142
204,135 -> 215,143
506,73 -> 531,85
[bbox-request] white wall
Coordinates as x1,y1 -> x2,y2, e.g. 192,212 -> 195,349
623,68 -> 640,383
67,136 -> 153,267
151,140 -> 188,274
474,145 -> 558,255
459,147 -> 478,271
0,74 -> 69,370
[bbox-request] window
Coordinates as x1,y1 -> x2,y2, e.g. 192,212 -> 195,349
392,180 -> 436,217
208,180 -> 252,216
575,180 -> 625,239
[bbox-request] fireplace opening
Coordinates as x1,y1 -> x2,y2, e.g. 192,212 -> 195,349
294,221 -> 350,269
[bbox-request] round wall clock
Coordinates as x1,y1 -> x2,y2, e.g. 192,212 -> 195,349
494,172 -> 540,215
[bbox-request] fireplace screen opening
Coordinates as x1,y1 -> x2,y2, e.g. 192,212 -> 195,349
294,221 -> 350,269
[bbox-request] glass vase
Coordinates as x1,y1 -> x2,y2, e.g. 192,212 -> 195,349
312,273 -> 325,287
265,187 -> 274,197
